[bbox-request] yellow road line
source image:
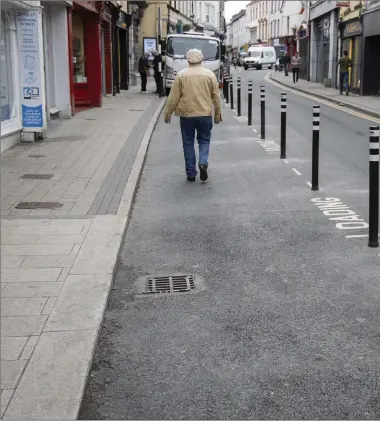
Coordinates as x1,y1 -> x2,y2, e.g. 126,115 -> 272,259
265,73 -> 380,124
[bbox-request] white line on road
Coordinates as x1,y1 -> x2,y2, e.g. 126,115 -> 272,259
253,129 -> 258,133
306,181 -> 312,187
346,234 -> 369,238
292,168 -> 302,176
283,159 -> 289,164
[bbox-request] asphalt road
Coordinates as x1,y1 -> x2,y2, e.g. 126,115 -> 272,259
80,70 -> 380,420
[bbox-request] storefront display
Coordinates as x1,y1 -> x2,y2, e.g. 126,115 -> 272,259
72,13 -> 87,83
0,12 -> 15,123
341,19 -> 362,94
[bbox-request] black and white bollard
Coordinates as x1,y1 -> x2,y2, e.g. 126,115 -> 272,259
260,85 -> 265,139
280,93 -> 287,159
368,126 -> 379,248
237,77 -> 241,117
230,76 -> 234,110
225,72 -> 229,104
248,81 -> 253,126
311,105 -> 320,191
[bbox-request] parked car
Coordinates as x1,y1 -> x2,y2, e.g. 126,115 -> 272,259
244,46 -> 276,70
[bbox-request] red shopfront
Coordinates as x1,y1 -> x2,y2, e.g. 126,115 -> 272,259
68,1 -> 113,111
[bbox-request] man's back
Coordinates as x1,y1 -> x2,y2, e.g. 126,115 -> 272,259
338,56 -> 352,72
166,66 -> 221,118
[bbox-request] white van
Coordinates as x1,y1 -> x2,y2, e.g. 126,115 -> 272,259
244,46 -> 276,70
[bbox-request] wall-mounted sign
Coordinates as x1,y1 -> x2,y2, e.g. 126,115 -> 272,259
343,20 -> 362,37
16,10 -> 45,130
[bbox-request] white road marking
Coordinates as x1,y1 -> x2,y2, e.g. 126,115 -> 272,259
253,129 -> 258,133
306,181 -> 312,187
311,198 -> 369,233
265,72 -> 380,124
283,159 -> 289,164
292,168 -> 302,176
346,234 -> 380,238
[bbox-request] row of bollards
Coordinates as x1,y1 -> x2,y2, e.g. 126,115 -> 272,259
222,75 -> 379,248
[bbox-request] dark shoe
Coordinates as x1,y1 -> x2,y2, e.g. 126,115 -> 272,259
340,91 -> 343,95
187,176 -> 196,182
346,92 -> 349,96
199,164 -> 208,182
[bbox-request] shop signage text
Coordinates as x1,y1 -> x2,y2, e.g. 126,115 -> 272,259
16,10 -> 45,130
343,21 -> 362,37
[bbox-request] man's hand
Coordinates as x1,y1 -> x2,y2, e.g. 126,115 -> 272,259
214,114 -> 222,124
164,114 -> 171,124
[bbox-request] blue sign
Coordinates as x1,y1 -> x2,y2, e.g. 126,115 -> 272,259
16,10 -> 45,130
22,105 -> 43,127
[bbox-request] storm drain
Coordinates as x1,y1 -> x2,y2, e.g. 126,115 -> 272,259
15,202 -> 63,210
21,174 -> 53,180
136,274 -> 205,296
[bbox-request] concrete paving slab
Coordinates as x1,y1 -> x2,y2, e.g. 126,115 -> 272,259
2,282 -> 63,298
1,337 -> 28,360
1,315 -> 48,337
4,330 -> 98,420
44,274 -> 110,331
1,360 -> 27,389
1,268 -> 62,283
1,297 -> 48,316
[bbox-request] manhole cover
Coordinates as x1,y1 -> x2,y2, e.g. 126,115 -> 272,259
28,154 -> 46,158
15,202 -> 63,210
136,274 -> 205,296
21,174 -> 53,180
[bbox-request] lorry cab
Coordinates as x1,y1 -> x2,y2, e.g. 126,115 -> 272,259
244,46 -> 276,70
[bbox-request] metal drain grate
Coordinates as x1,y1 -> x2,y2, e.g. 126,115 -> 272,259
148,275 -> 195,294
28,154 -> 46,158
21,174 -> 53,180
136,274 -> 205,296
15,202 -> 63,210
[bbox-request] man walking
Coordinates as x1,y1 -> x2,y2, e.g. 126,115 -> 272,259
283,52 -> 290,76
152,50 -> 163,95
164,49 -> 222,182
138,52 -> 150,93
336,50 -> 353,96
291,51 -> 301,84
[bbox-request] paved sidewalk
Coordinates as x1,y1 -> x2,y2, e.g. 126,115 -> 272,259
1,83 -> 165,419
271,71 -> 380,119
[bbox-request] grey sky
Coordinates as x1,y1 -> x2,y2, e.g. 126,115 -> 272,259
225,1 -> 250,22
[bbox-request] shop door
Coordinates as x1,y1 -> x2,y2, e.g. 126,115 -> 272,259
101,28 -> 106,96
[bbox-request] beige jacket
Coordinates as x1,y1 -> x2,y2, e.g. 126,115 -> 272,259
164,64 -> 222,120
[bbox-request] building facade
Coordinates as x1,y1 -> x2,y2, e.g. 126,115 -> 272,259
1,0 -> 48,151
361,0 -> 380,95
309,0 -> 339,87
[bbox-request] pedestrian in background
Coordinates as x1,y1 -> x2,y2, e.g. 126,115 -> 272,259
283,52 -> 290,76
152,50 -> 163,95
291,51 -> 301,84
164,49 -> 222,183
138,52 -> 150,94
336,50 -> 353,96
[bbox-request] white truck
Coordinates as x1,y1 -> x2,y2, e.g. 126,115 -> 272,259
163,32 -> 222,96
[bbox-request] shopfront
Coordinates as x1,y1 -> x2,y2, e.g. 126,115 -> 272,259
362,6 -> 380,96
340,19 -> 362,94
70,1 -> 114,108
114,9 -> 132,91
1,1 -> 47,152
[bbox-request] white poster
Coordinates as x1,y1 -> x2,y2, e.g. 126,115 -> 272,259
16,10 -> 44,129
144,38 -> 157,60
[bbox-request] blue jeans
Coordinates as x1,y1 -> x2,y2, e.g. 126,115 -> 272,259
340,71 -> 349,93
180,116 -> 213,177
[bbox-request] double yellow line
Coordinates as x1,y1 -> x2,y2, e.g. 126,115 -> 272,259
265,72 -> 380,125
